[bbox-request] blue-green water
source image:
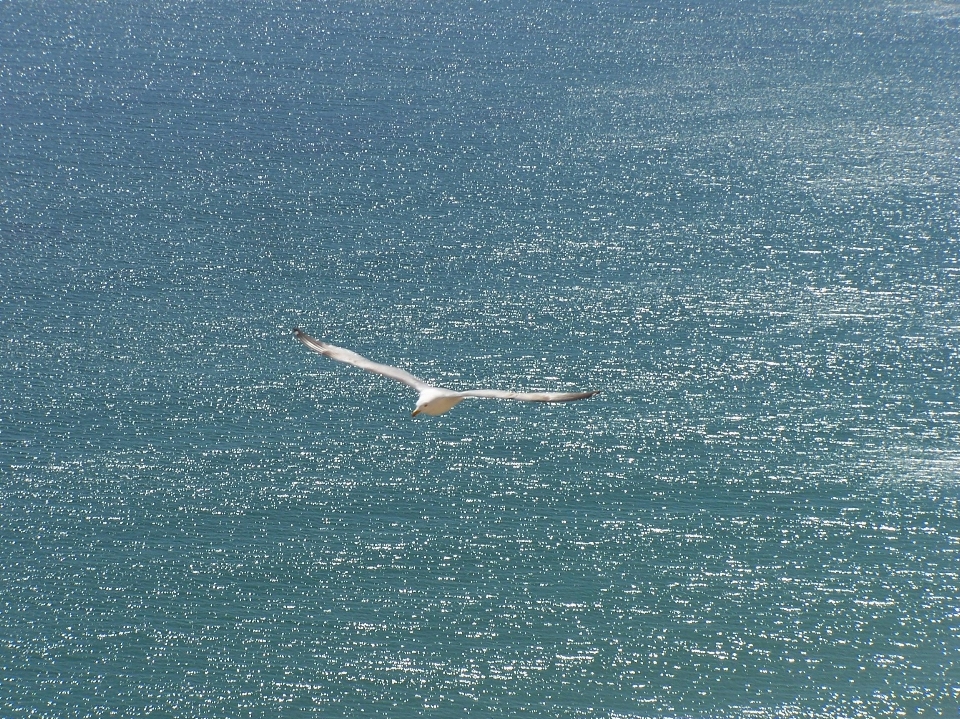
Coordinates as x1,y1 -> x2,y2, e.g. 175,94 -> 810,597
2,1 -> 959,716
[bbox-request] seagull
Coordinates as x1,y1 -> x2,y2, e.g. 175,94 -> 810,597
293,328 -> 598,416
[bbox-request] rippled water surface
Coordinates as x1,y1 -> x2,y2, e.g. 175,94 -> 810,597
2,1 -> 959,716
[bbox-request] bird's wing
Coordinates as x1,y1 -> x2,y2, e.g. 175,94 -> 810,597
457,389 -> 599,403
294,329 -> 430,391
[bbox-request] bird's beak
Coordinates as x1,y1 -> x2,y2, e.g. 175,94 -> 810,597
411,408 -> 421,417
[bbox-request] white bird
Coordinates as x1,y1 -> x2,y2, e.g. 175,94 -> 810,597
294,328 -> 598,416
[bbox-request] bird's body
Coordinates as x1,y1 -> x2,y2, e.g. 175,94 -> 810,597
293,328 -> 598,416
411,386 -> 467,416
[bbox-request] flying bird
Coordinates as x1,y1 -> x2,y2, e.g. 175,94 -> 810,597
293,328 -> 598,416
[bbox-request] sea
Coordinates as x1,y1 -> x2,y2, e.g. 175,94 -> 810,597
1,1 -> 958,717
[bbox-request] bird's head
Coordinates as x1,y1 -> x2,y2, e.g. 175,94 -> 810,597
412,390 -> 438,417
411,397 -> 437,417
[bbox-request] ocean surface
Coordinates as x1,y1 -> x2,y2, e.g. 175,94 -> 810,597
2,1 -> 959,716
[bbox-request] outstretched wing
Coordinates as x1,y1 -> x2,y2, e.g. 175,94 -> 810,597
293,328 -> 431,391
457,389 -> 599,403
